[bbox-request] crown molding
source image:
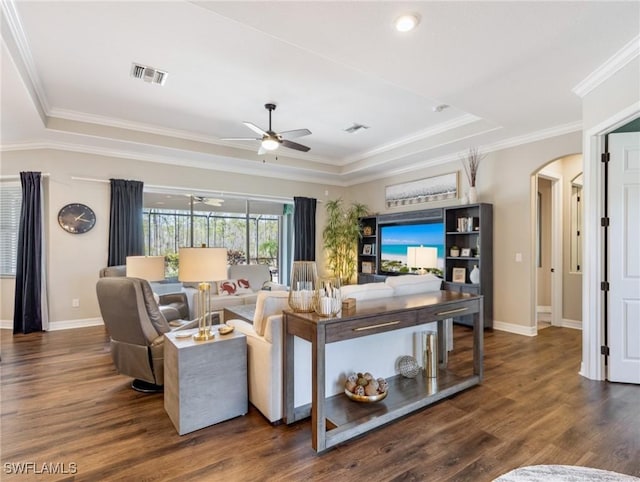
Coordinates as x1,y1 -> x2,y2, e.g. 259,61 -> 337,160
2,120 -> 582,188
572,34 -> 640,98
342,113 -> 481,164
344,121 -> 582,186
0,0 -> 49,121
47,109 -> 334,165
0,140 -> 348,186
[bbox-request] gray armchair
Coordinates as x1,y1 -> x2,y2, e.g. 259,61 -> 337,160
96,277 -> 198,392
99,265 -> 189,323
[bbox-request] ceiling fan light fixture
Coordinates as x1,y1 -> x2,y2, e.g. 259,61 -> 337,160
261,138 -> 279,151
395,13 -> 420,32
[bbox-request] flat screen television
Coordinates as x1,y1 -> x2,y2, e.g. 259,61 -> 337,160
379,222 -> 444,275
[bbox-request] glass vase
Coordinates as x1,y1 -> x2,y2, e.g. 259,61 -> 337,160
288,261 -> 317,312
314,277 -> 341,317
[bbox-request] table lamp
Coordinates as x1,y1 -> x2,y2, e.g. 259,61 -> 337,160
126,256 -> 165,281
178,247 -> 227,341
407,246 -> 438,275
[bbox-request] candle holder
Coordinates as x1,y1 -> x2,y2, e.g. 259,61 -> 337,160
314,277 -> 341,317
288,261 -> 317,312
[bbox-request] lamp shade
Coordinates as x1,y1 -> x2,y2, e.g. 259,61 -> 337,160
407,246 -> 438,270
178,247 -> 227,282
126,256 -> 165,281
415,246 -> 438,269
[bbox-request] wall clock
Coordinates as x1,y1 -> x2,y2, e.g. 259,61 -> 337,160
58,203 -> 96,234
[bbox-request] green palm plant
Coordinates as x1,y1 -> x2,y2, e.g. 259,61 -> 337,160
323,199 -> 369,285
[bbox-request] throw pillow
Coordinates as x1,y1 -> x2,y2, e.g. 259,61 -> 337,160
217,279 -> 238,296
237,278 -> 251,289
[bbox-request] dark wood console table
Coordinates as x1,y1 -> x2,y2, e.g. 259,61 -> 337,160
283,290 -> 483,452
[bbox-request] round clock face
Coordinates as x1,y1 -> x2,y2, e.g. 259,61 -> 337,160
58,203 -> 96,234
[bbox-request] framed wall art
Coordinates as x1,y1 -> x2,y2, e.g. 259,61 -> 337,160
361,261 -> 373,274
452,267 -> 466,283
385,172 -> 458,208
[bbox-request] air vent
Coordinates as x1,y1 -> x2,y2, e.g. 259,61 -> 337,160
130,63 -> 168,85
344,123 -> 370,134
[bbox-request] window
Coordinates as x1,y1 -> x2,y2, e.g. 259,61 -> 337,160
142,194 -> 293,284
0,182 -> 22,276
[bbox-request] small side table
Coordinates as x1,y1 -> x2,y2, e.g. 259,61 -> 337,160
164,328 -> 247,435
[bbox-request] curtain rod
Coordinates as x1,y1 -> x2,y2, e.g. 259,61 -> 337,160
1,173 -> 50,180
70,176 -> 109,184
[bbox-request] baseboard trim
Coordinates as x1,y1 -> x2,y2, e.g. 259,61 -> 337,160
559,318 -> 582,330
0,318 -> 104,331
493,320 -> 537,337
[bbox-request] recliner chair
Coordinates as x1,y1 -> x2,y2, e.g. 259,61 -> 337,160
96,277 -> 198,392
99,265 -> 190,322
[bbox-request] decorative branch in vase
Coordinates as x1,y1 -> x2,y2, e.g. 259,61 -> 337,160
461,147 -> 485,204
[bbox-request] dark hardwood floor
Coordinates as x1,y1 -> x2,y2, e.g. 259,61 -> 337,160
1,325 -> 638,481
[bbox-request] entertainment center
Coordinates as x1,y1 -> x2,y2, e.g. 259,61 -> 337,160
358,203 -> 493,328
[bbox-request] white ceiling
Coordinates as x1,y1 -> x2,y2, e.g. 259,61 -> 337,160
1,1 -> 639,186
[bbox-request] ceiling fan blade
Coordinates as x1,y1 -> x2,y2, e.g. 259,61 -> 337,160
243,121 -> 268,136
281,139 -> 310,152
220,137 -> 260,141
279,128 -> 311,139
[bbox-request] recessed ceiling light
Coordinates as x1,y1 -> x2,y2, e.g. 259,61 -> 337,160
395,14 -> 420,32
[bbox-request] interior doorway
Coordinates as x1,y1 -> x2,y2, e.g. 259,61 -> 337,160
532,154 -> 583,334
534,171 -> 561,332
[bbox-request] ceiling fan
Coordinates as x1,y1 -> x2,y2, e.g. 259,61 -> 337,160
186,194 -> 224,208
222,103 -> 311,155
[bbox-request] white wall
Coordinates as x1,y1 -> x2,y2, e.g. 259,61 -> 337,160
347,131 -> 582,332
0,149 -> 342,328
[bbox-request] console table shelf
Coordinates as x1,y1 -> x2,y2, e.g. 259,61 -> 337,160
324,370 -> 479,442
283,291 -> 483,452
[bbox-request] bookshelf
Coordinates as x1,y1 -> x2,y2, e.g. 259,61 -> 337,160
443,203 -> 493,328
357,216 -> 383,283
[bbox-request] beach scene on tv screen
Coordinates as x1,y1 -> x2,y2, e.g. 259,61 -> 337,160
380,223 -> 444,274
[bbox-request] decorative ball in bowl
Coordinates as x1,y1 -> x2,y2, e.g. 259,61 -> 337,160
344,372 -> 389,403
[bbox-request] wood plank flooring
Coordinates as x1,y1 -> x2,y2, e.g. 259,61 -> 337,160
1,325 -> 638,481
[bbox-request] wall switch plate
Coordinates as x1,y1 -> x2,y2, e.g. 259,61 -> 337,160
515,253 -> 523,262
72,299 -> 80,307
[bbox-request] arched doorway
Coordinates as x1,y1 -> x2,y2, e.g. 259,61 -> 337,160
531,154 -> 583,333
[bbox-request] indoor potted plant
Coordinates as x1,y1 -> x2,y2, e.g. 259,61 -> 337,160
323,199 -> 369,285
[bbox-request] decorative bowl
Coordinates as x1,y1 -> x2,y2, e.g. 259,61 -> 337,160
344,388 -> 388,403
218,324 -> 234,335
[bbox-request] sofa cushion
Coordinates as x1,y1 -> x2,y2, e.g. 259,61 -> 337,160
229,264 -> 271,293
385,274 -> 442,296
253,290 -> 290,337
340,282 -> 394,301
261,281 -> 289,291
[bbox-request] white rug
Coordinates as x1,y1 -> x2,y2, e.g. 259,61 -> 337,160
494,465 -> 640,481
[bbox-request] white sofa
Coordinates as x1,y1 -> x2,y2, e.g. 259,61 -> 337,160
226,274 -> 445,423
186,264 -> 277,318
